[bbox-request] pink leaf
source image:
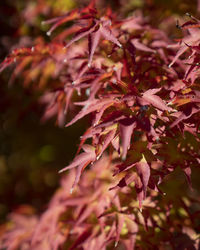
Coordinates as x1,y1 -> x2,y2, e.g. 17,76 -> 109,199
110,172 -> 136,190
100,26 -> 122,48
88,30 -> 101,67
75,205 -> 95,226
131,39 -> 156,53
115,213 -> 124,247
183,167 -> 193,190
65,99 -> 114,127
59,145 -> 96,173
98,129 -> 116,159
134,176 -> 144,209
119,119 -> 136,160
170,107 -> 199,128
168,45 -> 188,68
96,110 -> 125,129
82,144 -> 95,153
92,103 -> 108,126
124,216 -> 138,250
136,160 -> 150,200
142,89 -> 172,111
111,135 -> 120,155
74,62 -> 89,82
64,88 -> 73,115
69,227 -> 92,250
65,22 -> 99,48
142,87 -> 161,95
44,10 -> 78,36
70,161 -> 87,193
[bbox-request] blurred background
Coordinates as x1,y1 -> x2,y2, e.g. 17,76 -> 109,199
0,0 -> 199,224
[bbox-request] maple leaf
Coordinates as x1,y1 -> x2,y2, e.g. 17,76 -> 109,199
65,98 -> 115,127
59,144 -> 96,191
168,17 -> 200,69
65,17 -> 122,67
69,227 -> 92,250
141,88 -> 172,111
124,216 -> 138,250
115,213 -> 124,247
136,156 -> 150,198
97,128 -> 116,159
131,38 -> 156,53
183,166 -> 193,190
168,45 -> 189,68
110,172 -> 136,190
119,117 -> 136,160
170,107 -> 200,128
43,10 -> 79,36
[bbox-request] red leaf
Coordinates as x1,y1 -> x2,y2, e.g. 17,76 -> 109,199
100,26 -> 122,48
131,39 -> 155,53
115,213 -> 124,247
64,88 -> 73,115
181,21 -> 200,30
119,119 -> 136,160
110,172 -> 136,190
59,144 -> 96,173
44,10 -> 79,36
142,89 -> 172,111
136,155 -> 150,207
65,21 -> 99,48
170,107 -> 199,128
65,99 -> 114,127
112,135 -> 120,155
69,227 -> 92,250
82,144 -> 95,153
183,166 -> 193,190
125,216 -> 138,250
168,45 -> 188,68
88,30 -> 101,67
97,129 -> 116,159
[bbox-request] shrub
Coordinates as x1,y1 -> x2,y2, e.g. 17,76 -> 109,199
0,1 -> 200,249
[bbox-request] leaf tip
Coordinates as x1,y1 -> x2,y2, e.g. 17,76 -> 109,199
70,188 -> 74,194
114,241 -> 118,247
122,155 -> 126,161
46,31 -> 51,36
96,155 -> 100,160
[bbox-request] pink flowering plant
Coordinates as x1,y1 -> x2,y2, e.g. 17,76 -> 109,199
0,1 -> 200,249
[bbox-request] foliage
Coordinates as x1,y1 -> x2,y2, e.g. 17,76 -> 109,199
0,0 -> 200,249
